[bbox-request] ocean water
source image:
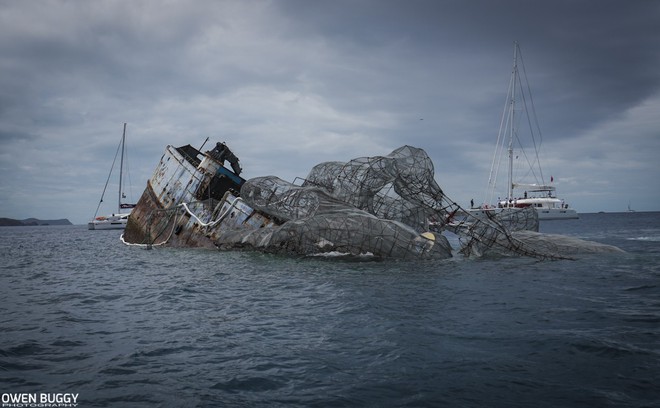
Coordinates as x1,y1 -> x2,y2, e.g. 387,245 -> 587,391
1,212 -> 659,407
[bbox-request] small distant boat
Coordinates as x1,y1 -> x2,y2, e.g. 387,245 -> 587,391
88,123 -> 136,230
472,42 -> 578,221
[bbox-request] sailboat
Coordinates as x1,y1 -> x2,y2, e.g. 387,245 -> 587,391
473,42 -> 578,221
88,123 -> 136,230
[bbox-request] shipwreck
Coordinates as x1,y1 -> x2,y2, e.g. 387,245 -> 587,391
123,141 -> 622,260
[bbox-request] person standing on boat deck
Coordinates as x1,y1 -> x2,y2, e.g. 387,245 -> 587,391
471,199 -> 474,208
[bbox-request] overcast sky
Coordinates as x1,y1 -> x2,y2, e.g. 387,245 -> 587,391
1,0 -> 659,224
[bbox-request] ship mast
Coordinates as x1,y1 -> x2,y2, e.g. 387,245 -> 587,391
507,42 -> 518,206
118,122 -> 126,213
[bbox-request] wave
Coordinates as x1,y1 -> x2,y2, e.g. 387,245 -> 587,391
627,235 -> 660,242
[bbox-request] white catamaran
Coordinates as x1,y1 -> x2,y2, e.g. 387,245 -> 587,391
473,42 -> 578,221
88,123 -> 136,230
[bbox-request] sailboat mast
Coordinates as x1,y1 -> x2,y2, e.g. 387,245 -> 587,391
118,122 -> 126,213
507,42 -> 518,205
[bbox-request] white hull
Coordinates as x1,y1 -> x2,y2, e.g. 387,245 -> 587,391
87,221 -> 126,230
469,206 -> 578,221
87,213 -> 129,230
496,196 -> 579,220
537,208 -> 578,220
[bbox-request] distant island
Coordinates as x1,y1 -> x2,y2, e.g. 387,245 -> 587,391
0,218 -> 73,226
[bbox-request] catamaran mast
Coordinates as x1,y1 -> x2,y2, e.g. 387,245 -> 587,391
118,122 -> 126,213
506,43 -> 518,206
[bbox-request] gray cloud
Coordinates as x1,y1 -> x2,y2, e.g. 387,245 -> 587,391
0,0 -> 658,223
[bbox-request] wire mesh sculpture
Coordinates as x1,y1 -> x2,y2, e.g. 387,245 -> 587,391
235,175 -> 449,259
231,145 -> 574,260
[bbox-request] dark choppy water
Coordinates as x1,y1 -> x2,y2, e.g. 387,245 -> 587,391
1,212 -> 659,407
